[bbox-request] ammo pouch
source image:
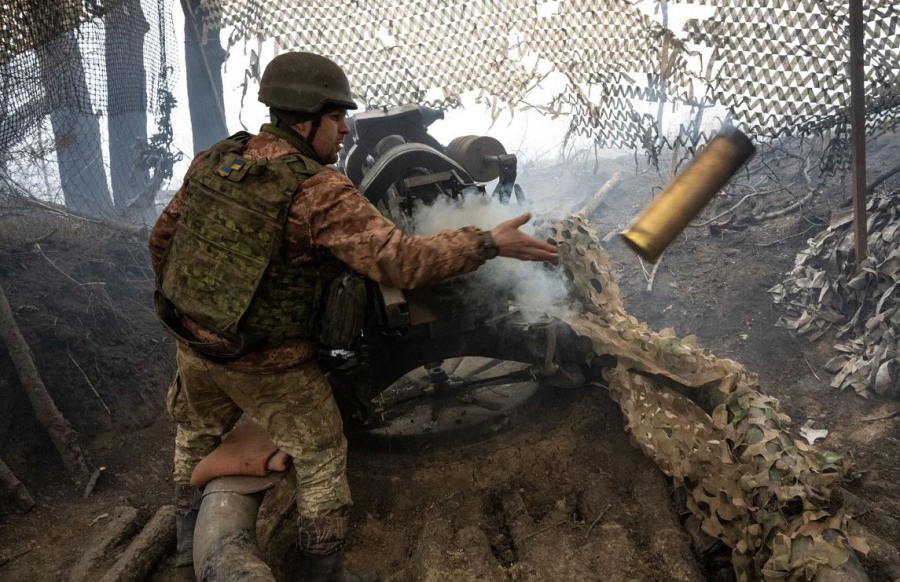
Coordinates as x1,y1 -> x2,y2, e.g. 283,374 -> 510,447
318,273 -> 367,349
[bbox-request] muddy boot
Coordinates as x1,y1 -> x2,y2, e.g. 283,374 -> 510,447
297,508 -> 377,582
298,549 -> 378,582
173,482 -> 202,568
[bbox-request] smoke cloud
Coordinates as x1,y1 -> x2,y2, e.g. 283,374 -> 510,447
410,192 -> 575,322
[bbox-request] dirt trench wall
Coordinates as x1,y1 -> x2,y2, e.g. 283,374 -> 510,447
0,209 -> 174,495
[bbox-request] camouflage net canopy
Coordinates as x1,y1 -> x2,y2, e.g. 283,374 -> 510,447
0,0 -> 177,218
201,0 -> 900,165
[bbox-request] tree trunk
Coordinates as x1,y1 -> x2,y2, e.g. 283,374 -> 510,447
182,0 -> 228,154
105,0 -> 150,210
27,0 -> 113,215
0,455 -> 34,512
0,284 -> 91,486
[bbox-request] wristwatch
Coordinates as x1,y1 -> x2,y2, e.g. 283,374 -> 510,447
481,231 -> 499,260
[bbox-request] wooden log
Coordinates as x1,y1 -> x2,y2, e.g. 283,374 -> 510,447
575,171 -> 622,218
98,505 -> 175,582
68,505 -> 139,582
0,455 -> 34,512
866,159 -> 900,195
0,284 -> 91,486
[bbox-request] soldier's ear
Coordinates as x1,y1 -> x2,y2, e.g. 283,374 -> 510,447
291,120 -> 314,138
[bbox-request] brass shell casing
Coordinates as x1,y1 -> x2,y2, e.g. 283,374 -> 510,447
620,130 -> 756,263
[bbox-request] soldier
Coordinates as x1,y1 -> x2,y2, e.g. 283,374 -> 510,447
149,51 -> 558,582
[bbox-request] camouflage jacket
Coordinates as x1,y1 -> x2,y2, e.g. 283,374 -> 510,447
150,130 -> 489,372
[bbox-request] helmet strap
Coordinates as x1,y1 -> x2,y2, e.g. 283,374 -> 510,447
263,110 -> 324,164
261,121 -> 323,164
305,118 -> 322,150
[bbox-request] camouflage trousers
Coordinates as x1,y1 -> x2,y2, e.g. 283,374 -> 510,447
166,344 -> 351,517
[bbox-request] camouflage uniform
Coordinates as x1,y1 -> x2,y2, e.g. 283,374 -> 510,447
166,344 -> 350,516
150,128 -> 490,551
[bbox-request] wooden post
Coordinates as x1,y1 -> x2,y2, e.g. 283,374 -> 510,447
849,0 -> 867,268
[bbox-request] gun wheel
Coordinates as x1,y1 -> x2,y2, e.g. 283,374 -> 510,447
352,357 -> 543,452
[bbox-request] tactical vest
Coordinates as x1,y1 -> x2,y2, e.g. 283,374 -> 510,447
155,133 -> 344,356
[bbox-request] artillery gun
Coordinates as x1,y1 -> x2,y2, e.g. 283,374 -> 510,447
325,104 -> 581,444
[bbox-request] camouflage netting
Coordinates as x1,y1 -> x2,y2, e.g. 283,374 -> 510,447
200,0 -> 900,166
0,0 -> 177,218
770,188 -> 900,400
5,1 -> 900,217
538,215 -> 868,581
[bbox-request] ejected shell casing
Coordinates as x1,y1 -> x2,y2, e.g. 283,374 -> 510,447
620,129 -> 756,263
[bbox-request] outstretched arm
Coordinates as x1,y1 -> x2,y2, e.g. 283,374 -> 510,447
292,173 -> 557,290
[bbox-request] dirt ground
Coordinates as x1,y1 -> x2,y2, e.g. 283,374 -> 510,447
1,133 -> 899,582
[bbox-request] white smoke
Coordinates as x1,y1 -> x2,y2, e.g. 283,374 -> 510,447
410,192 -> 575,322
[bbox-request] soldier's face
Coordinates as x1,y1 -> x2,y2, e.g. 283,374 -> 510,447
311,109 -> 351,164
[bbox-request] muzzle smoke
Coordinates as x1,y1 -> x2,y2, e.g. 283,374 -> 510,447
411,193 -> 575,322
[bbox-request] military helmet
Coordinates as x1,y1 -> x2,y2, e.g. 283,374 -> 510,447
258,52 -> 358,113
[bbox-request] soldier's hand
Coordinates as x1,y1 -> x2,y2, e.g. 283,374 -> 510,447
490,213 -> 560,261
